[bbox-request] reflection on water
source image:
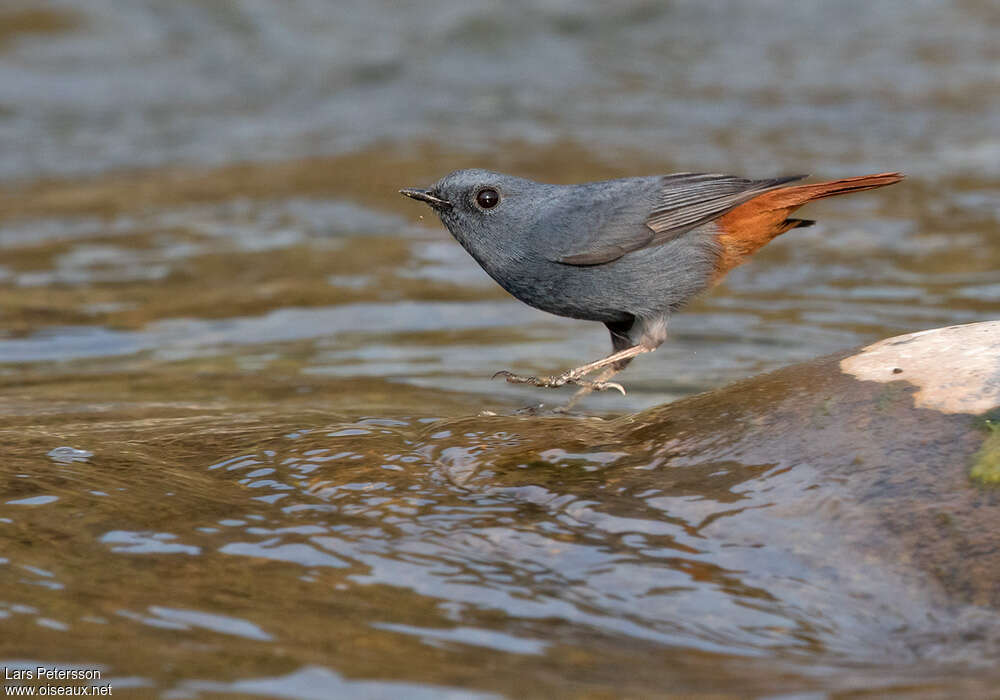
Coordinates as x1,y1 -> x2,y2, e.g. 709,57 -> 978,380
0,0 -> 999,697
1,412 -> 998,697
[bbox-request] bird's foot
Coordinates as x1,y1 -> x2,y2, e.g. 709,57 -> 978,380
491,370 -> 626,395
492,370 -> 565,387
589,380 -> 627,395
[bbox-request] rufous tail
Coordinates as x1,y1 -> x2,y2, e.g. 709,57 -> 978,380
713,172 -> 903,278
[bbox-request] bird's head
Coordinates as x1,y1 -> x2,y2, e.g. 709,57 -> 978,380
400,169 -> 543,251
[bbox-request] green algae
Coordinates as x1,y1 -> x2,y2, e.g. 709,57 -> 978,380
970,417 -> 1000,486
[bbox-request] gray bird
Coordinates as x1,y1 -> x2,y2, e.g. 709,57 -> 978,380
401,168 -> 902,406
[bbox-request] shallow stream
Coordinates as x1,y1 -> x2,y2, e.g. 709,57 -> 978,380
1,2 -> 998,697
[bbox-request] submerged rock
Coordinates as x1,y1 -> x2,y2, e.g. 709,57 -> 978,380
279,320 -> 998,668
221,320 -> 997,674
406,320 -> 1000,656
621,320 -> 1000,610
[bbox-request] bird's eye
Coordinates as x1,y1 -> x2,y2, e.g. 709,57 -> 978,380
475,187 -> 500,210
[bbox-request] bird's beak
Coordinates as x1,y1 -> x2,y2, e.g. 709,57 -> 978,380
399,188 -> 453,211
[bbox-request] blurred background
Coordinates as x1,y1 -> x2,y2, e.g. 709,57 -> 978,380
0,1 -> 998,698
0,0 -> 997,410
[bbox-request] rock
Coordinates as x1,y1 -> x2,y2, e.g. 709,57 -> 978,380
839,320 -> 1000,415
622,320 -> 1000,610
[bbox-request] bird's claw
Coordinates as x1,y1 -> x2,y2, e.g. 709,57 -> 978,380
590,380 -> 627,396
491,370 -> 626,395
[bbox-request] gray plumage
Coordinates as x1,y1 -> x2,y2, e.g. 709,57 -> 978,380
400,167 -> 902,402
402,169 -> 797,349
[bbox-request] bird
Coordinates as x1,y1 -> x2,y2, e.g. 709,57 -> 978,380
400,168 -> 903,407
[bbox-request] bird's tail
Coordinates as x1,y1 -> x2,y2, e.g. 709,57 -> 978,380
765,172 -> 904,208
713,172 -> 903,278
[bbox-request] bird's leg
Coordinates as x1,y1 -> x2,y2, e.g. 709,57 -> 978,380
555,344 -> 651,382
493,344 -> 653,394
558,365 -> 624,411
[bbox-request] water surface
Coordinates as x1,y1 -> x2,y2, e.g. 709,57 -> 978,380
0,1 -> 998,697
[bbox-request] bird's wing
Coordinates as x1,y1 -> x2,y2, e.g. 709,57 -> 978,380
553,173 -> 806,266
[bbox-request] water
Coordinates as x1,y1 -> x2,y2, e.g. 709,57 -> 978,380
0,1 -> 998,697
